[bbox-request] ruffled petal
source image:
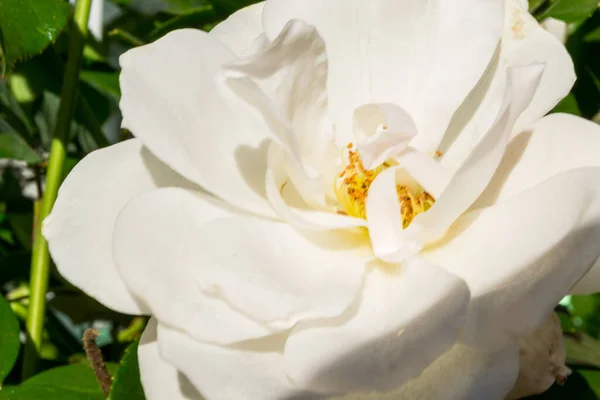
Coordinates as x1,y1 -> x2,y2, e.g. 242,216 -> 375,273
368,64 -> 544,262
157,324 -> 323,400
473,113 -> 600,295
440,0 -> 575,171
138,319 -> 203,400
475,113 -> 600,207
263,0 -> 504,153
266,143 -> 367,230
190,217 -> 369,330
43,139 -> 194,315
119,29 -> 275,217
209,2 -> 265,55
332,343 -> 519,400
424,168 -> 600,348
283,257 -> 470,394
113,187 -> 272,345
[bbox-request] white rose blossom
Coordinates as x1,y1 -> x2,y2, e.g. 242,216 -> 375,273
43,0 -> 600,398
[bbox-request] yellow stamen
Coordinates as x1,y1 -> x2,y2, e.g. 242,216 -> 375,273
334,143 -> 434,228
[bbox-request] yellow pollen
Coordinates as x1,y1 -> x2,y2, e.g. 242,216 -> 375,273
334,143 -> 435,228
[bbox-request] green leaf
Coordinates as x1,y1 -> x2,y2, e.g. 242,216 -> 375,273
0,363 -> 119,400
147,6 -> 217,40
565,332 -> 600,369
79,71 -> 121,103
581,370 -> 600,397
552,94 -> 582,115
584,26 -> 600,42
0,0 -> 71,73
0,294 -> 20,384
541,0 -> 599,23
0,132 -> 40,164
207,0 -> 259,16
108,340 -> 145,400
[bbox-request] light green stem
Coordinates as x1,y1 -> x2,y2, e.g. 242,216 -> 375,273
22,0 -> 93,378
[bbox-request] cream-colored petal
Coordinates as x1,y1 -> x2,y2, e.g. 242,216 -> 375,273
43,139 -> 194,315
120,29 -> 275,216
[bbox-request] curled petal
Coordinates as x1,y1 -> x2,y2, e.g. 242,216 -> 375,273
120,29 -> 275,217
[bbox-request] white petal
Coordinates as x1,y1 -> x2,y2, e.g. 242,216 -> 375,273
221,19 -> 330,166
572,256 -> 600,294
353,103 -> 416,170
138,319 -> 202,400
266,143 -> 367,230
332,343 -> 519,400
119,29 -> 275,217
113,187 -> 272,344
541,18 -> 568,44
375,64 -> 543,263
475,113 -> 600,208
157,324 -> 323,400
366,151 -> 452,261
505,2 -> 575,128
424,168 -> 600,348
284,258 -> 470,393
191,217 -> 369,330
263,0 -> 504,153
440,0 -> 575,171
209,2 -> 265,55
472,113 -> 600,295
43,139 -> 194,315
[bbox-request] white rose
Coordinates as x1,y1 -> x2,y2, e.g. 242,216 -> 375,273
43,0 -> 600,399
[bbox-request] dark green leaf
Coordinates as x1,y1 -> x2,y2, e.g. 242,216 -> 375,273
551,94 -> 582,115
0,363 -> 120,400
108,340 -> 145,400
0,132 -> 40,164
541,0 -> 599,23
584,26 -> 600,42
207,0 -> 259,16
0,294 -> 20,384
79,71 -> 121,103
148,6 -> 217,40
581,370 -> 600,396
0,0 -> 71,73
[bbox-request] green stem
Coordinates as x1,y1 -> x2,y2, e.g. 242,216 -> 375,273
22,0 -> 93,378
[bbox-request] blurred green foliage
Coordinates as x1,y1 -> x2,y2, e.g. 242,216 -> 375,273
0,0 -> 598,398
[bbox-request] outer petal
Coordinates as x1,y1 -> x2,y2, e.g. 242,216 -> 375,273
119,29 -> 275,217
43,139 -> 194,315
114,186 -> 367,333
157,323 -> 323,400
209,2 -> 265,56
138,319 -> 202,400
332,343 -> 519,400
113,187 -> 272,345
284,258 -> 470,394
475,113 -> 600,207
440,0 -> 575,171
472,113 -> 600,294
263,0 -> 504,153
424,168 -> 600,348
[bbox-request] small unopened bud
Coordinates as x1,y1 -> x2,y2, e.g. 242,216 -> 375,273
507,313 -> 571,399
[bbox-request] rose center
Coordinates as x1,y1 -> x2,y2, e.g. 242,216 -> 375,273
334,143 -> 435,228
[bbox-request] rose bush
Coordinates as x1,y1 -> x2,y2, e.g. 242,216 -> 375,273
42,0 -> 600,398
